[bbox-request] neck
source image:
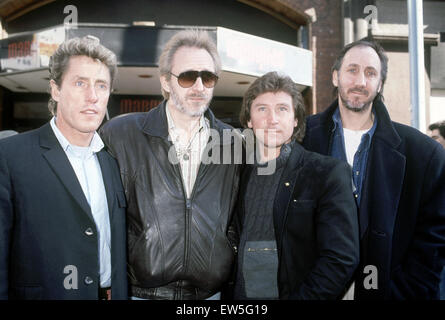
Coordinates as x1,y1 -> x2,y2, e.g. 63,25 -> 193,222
259,144 -> 281,163
338,101 -> 374,131
55,119 -> 93,147
167,101 -> 201,133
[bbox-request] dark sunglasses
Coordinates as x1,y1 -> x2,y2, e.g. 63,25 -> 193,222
169,70 -> 218,88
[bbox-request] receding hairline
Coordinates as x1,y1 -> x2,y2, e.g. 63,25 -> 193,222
338,44 -> 382,70
168,45 -> 217,73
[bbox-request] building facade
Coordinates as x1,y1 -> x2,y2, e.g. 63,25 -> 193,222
0,0 -> 443,132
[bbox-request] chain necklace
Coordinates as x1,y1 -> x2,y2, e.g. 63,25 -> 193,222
173,120 -> 202,161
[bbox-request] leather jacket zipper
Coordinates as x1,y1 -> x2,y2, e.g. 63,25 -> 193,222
166,138 -> 192,275
183,197 -> 191,274
182,162 -> 207,275
168,136 -> 210,276
172,155 -> 205,276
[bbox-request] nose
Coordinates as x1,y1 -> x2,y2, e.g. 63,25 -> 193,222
191,76 -> 205,91
86,85 -> 99,103
267,110 -> 279,124
355,72 -> 366,87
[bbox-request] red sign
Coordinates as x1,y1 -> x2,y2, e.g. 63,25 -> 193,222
8,41 -> 32,58
120,98 -> 162,114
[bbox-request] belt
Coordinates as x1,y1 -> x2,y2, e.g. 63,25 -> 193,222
99,287 -> 111,300
131,283 -> 216,300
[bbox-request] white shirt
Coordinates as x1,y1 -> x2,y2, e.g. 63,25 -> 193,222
166,107 -> 209,198
343,128 -> 368,167
50,117 -> 112,288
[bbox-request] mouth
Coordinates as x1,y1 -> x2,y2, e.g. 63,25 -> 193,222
187,94 -> 207,100
263,129 -> 281,135
349,90 -> 368,96
81,109 -> 98,115
188,98 -> 206,102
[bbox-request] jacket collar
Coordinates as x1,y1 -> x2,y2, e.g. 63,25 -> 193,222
317,98 -> 402,150
39,121 -> 61,149
371,98 -> 402,149
141,100 -> 226,139
49,117 -> 104,154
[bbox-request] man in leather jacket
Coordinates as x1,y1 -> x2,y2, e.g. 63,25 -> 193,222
100,29 -> 242,300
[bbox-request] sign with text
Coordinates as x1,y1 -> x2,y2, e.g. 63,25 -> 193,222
1,26 -> 65,71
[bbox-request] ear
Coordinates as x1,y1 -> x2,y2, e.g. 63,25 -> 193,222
332,70 -> 339,87
247,120 -> 252,129
50,80 -> 60,102
160,75 -> 171,94
294,118 -> 298,128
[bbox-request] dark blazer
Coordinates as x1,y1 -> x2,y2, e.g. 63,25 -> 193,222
0,123 -> 128,300
303,99 -> 445,299
234,142 -> 360,299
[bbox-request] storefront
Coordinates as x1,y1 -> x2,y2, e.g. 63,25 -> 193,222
0,24 -> 312,131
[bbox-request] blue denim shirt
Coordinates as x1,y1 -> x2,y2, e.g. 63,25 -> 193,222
330,108 -> 377,205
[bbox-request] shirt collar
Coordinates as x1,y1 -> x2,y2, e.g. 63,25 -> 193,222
50,117 -> 104,153
332,108 -> 342,132
165,105 -> 176,131
331,107 -> 378,142
367,112 -> 378,138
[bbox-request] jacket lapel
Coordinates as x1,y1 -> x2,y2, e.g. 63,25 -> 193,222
358,114 -> 405,298
359,142 -> 405,239
273,144 -> 304,256
39,123 -> 94,222
96,150 -> 115,220
360,100 -> 405,240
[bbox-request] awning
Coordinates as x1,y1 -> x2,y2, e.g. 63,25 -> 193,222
0,24 -> 312,97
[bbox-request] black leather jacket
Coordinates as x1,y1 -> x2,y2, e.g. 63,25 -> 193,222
100,101 -> 241,299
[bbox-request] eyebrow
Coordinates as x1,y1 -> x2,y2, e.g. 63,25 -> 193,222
74,76 -> 109,84
252,102 -> 290,108
252,102 -> 268,107
346,63 -> 378,71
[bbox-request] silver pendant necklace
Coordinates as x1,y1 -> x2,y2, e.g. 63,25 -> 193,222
182,150 -> 190,161
173,118 -> 202,162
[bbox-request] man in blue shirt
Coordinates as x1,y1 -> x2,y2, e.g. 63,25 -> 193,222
303,40 -> 445,299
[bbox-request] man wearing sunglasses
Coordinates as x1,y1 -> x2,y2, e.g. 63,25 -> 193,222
100,29 -> 242,300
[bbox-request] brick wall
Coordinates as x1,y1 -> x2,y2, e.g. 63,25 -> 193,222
258,0 -> 343,113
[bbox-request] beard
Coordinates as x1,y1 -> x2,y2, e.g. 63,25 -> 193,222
338,85 -> 378,113
169,85 -> 211,118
